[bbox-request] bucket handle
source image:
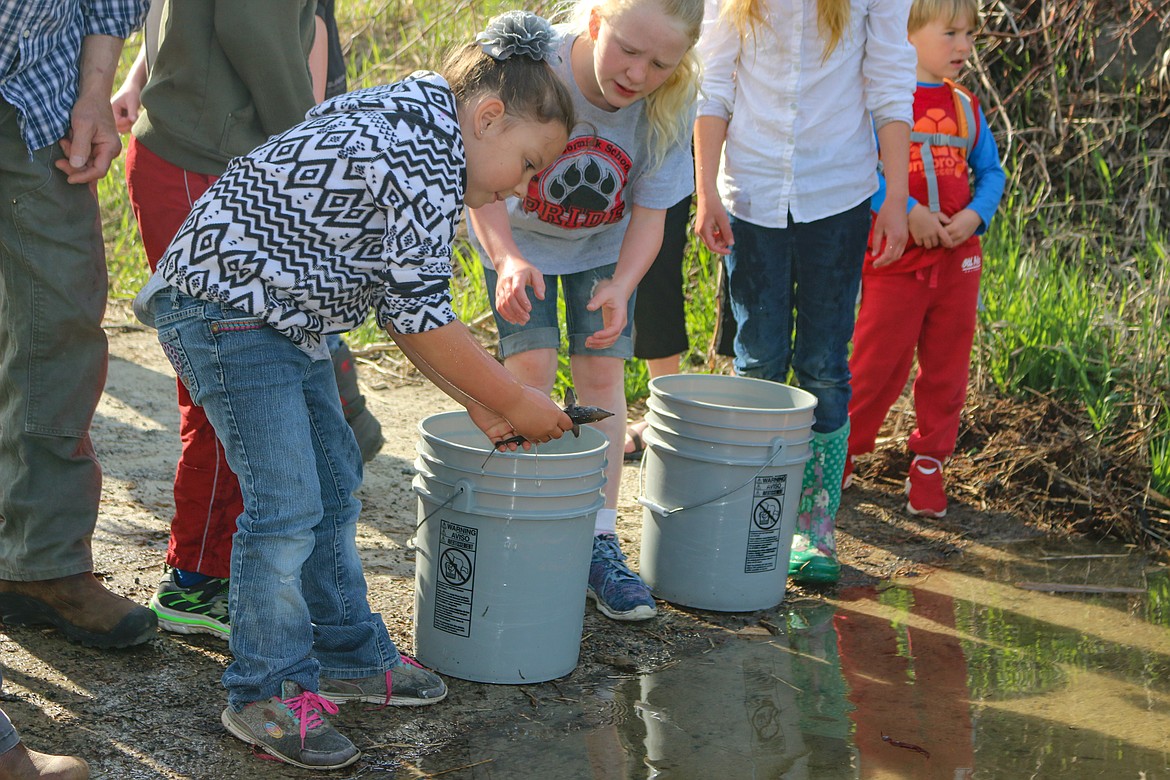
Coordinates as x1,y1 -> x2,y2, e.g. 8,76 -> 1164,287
406,482 -> 470,549
637,438 -> 789,518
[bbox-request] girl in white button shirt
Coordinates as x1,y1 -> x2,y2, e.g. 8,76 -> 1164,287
694,0 -> 916,584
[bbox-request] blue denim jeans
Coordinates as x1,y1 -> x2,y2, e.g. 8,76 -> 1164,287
482,263 -> 635,359
0,709 -> 14,756
0,671 -> 17,755
147,289 -> 399,709
724,202 -> 870,433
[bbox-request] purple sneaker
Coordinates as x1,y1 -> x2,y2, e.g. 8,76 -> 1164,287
587,534 -> 657,621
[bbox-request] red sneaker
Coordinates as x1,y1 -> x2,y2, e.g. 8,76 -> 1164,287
905,455 -> 947,518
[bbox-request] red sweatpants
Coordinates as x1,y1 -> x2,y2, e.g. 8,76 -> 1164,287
848,245 -> 983,462
126,138 -> 240,578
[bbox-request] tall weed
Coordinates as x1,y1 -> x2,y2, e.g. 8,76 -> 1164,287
978,168 -> 1170,495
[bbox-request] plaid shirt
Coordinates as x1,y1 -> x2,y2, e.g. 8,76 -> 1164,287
0,0 -> 148,152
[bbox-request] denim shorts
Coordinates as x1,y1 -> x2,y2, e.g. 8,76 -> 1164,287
482,262 -> 634,360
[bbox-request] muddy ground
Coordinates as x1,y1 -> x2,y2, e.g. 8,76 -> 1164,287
0,303 -> 1054,779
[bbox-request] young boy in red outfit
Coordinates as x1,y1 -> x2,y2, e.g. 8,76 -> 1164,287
847,0 -> 1005,518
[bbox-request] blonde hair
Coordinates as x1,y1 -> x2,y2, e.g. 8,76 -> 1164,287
722,0 -> 851,60
565,0 -> 704,169
907,0 -> 980,33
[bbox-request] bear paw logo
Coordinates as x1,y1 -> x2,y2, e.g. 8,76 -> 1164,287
546,157 -> 619,212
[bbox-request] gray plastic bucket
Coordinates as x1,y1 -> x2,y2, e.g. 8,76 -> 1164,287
646,396 -> 812,448
638,376 -> 816,612
413,462 -> 606,514
415,450 -> 605,495
647,374 -> 817,429
417,411 -> 609,478
412,411 -> 606,684
642,408 -> 811,465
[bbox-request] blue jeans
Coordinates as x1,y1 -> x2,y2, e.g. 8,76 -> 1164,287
483,263 -> 634,359
724,202 -> 870,433
147,289 -> 398,709
0,671 -> 17,755
0,709 -> 14,756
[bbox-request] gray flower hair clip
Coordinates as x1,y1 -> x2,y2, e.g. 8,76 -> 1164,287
476,10 -> 558,63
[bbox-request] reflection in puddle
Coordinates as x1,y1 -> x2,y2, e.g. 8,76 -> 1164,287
419,538 -> 1170,778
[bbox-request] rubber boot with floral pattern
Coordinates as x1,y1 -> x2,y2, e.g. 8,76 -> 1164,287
788,423 -> 849,584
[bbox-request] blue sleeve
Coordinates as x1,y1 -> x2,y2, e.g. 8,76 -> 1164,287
966,106 -> 1006,235
869,120 -> 920,215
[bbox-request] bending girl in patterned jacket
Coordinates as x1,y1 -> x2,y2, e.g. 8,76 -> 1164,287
132,12 -> 575,771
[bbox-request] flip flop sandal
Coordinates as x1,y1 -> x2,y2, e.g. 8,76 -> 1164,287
623,427 -> 646,462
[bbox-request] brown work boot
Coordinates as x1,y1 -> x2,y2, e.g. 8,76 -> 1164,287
0,573 -> 156,649
0,742 -> 89,780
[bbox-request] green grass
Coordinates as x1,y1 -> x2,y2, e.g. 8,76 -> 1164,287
978,161 -> 1170,495
99,2 -> 1170,502
99,151 -> 149,299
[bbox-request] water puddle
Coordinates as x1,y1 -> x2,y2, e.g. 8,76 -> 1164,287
419,537 -> 1170,778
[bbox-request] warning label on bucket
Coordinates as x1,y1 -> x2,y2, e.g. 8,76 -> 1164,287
745,474 -> 788,573
434,519 -> 477,636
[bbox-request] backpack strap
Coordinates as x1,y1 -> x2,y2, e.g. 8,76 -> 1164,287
945,78 -> 978,156
910,80 -> 977,212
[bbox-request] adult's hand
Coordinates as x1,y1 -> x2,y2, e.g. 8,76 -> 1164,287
57,34 -> 125,184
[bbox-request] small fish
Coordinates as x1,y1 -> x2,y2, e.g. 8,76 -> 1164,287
493,388 -> 613,449
881,734 -> 930,759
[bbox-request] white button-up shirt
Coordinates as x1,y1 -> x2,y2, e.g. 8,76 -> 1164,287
696,0 -> 915,228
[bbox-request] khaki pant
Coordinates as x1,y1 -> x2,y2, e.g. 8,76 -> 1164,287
0,99 -> 107,580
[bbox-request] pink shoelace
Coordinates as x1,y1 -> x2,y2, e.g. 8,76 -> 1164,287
379,655 -> 425,708
284,689 -> 340,746
251,688 -> 342,762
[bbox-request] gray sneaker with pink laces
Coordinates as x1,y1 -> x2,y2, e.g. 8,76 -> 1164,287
319,655 -> 448,706
221,681 -> 358,770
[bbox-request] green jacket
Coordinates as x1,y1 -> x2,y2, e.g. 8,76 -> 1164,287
133,0 -> 317,175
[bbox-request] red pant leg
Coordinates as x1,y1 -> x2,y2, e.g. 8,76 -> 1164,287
848,271 -> 928,456
908,246 -> 982,461
904,587 -> 976,777
835,586 -> 976,779
125,138 -> 240,578
834,593 -> 922,779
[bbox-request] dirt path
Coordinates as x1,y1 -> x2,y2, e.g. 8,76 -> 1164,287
0,307 -> 1040,779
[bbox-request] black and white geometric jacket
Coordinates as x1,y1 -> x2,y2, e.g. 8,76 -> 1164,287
153,72 -> 464,358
